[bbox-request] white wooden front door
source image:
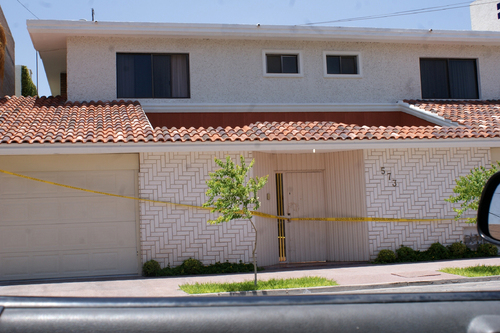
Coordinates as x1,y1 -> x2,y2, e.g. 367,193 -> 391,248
284,172 -> 327,262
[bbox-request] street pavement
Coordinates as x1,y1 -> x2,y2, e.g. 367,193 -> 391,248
1,257 -> 500,297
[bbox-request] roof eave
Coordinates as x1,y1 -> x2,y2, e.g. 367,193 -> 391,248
1,137 -> 498,155
27,20 -> 500,45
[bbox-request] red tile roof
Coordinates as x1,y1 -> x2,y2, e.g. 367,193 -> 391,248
1,97 -> 499,145
0,96 -> 155,144
404,99 -> 500,129
154,100 -> 500,142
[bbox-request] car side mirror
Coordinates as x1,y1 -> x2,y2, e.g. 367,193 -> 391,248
477,171 -> 500,245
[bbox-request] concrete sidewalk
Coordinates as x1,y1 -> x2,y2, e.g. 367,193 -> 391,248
1,257 -> 500,297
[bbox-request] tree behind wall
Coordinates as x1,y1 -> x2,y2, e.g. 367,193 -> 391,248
21,65 -> 37,97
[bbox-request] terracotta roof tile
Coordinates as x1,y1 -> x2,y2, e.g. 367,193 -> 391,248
152,100 -> 500,142
0,96 -> 155,144
2,97 -> 500,145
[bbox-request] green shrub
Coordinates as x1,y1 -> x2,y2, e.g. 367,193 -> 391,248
375,249 -> 396,264
180,258 -> 204,275
145,259 -> 261,277
142,260 -> 161,277
414,250 -> 432,262
426,242 -> 450,260
448,242 -> 467,258
478,243 -> 499,257
396,245 -> 418,262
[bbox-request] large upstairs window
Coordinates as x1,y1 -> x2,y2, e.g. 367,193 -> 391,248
117,53 -> 190,98
420,58 -> 478,99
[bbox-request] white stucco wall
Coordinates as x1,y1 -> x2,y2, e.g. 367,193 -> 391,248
139,151 -> 256,268
67,36 -> 500,103
471,0 -> 500,31
364,147 -> 490,259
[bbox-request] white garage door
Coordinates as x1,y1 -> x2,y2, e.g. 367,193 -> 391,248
0,154 -> 140,281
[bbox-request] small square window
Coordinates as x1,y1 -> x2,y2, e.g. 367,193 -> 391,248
326,56 -> 357,74
323,52 -> 362,78
263,50 -> 303,77
266,54 -> 298,73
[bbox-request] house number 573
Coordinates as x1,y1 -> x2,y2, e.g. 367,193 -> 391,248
381,167 -> 397,187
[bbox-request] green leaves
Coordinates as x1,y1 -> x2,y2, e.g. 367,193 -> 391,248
446,161 -> 500,223
203,155 -> 268,224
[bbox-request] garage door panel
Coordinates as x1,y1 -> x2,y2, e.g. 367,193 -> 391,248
0,227 -> 28,251
32,254 -> 59,274
26,173 -> 59,195
90,225 -> 119,246
114,171 -> 137,195
93,252 -> 119,271
62,253 -> 90,274
58,199 -> 90,221
0,222 -> 137,253
1,201 -> 29,222
86,173 -> 119,193
28,199 -> 61,221
0,249 -> 138,279
90,197 -> 136,220
59,172 -> 88,192
116,249 -> 141,272
2,256 -> 30,277
0,175 -> 29,196
59,226 -> 89,249
31,227 -> 60,248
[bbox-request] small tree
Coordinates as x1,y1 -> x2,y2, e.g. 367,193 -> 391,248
446,161 -> 500,223
203,155 -> 268,286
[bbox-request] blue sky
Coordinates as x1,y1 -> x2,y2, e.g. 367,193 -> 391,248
2,0 -> 478,97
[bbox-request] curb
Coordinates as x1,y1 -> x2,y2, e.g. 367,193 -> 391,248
192,275 -> 500,297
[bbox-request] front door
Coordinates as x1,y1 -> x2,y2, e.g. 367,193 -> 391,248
284,172 -> 327,262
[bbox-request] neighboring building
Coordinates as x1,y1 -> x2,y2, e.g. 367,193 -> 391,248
470,0 -> 500,31
0,2 -> 500,281
0,5 -> 15,96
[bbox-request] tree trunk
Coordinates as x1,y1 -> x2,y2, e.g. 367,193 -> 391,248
249,218 -> 258,287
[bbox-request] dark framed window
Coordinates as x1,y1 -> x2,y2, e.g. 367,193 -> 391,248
326,55 -> 358,75
266,54 -> 299,74
117,53 -> 190,98
420,58 -> 479,99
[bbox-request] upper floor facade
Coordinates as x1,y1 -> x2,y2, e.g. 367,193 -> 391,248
28,20 -> 500,109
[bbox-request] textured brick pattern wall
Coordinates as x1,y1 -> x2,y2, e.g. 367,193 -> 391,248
364,148 -> 490,259
139,151 -> 255,267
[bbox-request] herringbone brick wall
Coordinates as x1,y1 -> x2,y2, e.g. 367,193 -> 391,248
364,147 -> 490,259
139,151 -> 255,267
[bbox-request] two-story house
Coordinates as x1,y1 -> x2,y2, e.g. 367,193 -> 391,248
1,1 -> 500,281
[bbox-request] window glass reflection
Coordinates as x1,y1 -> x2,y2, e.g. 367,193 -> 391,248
489,185 -> 500,239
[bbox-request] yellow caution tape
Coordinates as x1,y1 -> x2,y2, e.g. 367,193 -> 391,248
251,211 -> 457,222
0,169 -> 208,211
0,169 -> 464,223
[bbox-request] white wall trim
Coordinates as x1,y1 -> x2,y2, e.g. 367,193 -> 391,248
1,137 -> 499,155
28,20 -> 500,46
262,50 -> 304,78
322,51 -> 363,79
397,101 -> 460,127
141,103 -> 401,113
